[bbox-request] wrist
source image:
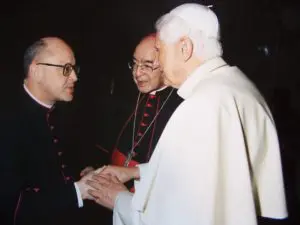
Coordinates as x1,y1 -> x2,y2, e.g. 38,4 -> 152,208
75,181 -> 86,200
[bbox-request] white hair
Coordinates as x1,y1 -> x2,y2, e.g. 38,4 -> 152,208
155,4 -> 223,61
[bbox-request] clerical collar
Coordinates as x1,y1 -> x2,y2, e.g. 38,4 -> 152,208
23,84 -> 53,109
149,85 -> 168,95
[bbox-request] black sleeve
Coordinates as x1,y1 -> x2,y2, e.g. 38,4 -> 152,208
0,116 -> 79,225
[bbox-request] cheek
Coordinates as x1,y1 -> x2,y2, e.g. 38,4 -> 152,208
158,51 -> 165,66
149,73 -> 161,85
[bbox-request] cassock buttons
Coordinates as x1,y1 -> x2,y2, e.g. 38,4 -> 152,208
53,138 -> 58,143
61,164 -> 66,169
50,125 -> 54,130
140,122 -> 148,127
57,151 -> 63,156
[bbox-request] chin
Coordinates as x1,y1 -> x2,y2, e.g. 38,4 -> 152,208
137,86 -> 151,94
60,94 -> 74,102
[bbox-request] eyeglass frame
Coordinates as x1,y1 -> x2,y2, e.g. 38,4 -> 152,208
128,60 -> 159,73
36,62 -> 80,77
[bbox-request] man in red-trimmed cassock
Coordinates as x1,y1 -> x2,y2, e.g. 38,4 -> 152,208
111,34 -> 182,189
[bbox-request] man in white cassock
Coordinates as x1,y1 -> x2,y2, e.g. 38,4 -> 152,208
86,3 -> 288,225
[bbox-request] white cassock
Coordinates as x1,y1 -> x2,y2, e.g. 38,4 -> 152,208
113,57 -> 288,225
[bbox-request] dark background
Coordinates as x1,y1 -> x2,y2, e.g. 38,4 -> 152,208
0,0 -> 299,224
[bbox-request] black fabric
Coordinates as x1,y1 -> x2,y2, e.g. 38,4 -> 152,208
114,87 -> 183,164
0,86 -> 80,225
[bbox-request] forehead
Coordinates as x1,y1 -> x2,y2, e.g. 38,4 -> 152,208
133,39 -> 157,62
43,41 -> 75,63
155,37 -> 166,49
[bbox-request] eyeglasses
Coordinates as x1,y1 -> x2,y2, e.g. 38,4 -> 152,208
128,61 -> 159,73
36,63 -> 80,77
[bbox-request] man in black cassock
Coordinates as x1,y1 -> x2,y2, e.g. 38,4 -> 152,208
111,34 -> 183,188
0,37 -> 92,225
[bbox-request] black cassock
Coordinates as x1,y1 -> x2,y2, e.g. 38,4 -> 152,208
111,87 -> 183,183
0,87 -> 81,225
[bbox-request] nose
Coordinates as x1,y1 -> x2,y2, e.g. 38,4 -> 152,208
69,70 -> 78,82
134,65 -> 144,78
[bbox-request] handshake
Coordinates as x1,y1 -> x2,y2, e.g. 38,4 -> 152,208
75,165 -> 140,209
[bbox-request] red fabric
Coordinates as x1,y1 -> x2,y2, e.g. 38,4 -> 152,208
111,150 -> 138,192
111,149 -> 139,167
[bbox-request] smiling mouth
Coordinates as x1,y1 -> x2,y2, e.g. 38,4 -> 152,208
137,81 -> 147,87
66,87 -> 74,94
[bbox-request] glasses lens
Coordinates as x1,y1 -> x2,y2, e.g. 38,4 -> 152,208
64,64 -> 80,76
63,64 -> 72,76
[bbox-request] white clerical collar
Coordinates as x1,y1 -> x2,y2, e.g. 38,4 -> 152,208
149,85 -> 168,95
177,57 -> 228,99
23,84 -> 53,109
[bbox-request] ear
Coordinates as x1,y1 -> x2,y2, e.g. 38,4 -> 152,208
180,37 -> 193,62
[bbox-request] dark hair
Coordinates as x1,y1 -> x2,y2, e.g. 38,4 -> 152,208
23,39 -> 47,76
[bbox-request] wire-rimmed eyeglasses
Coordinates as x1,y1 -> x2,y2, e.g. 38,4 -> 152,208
128,61 -> 159,73
36,62 -> 80,77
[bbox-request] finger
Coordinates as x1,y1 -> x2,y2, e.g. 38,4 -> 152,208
87,179 -> 113,191
88,190 -> 108,204
92,174 -> 112,184
111,175 -> 121,183
88,189 -> 101,199
86,180 -> 104,190
97,165 -> 117,175
94,165 -> 107,174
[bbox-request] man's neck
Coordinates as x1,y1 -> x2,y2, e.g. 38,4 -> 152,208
23,81 -> 53,109
149,85 -> 168,95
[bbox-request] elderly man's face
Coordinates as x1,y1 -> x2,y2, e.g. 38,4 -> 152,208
132,38 -> 164,93
34,39 -> 78,103
155,37 -> 184,88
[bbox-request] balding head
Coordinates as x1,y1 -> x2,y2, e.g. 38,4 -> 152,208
24,37 -> 74,76
24,37 -> 78,105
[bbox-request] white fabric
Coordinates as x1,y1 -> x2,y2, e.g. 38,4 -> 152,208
74,183 -> 84,208
134,164 -> 149,191
149,85 -> 168,95
113,191 -> 134,225
114,57 -> 288,225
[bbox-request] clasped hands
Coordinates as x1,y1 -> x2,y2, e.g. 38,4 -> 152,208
76,165 -> 139,209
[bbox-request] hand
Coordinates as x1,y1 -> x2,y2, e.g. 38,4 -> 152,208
87,174 -> 128,209
80,166 -> 94,177
95,165 -> 139,183
75,171 -> 96,200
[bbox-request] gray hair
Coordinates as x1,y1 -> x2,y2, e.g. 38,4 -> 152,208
23,39 -> 47,76
155,4 -> 223,61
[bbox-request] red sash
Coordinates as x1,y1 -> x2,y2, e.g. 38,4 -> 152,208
111,149 -> 138,192
111,149 -> 139,167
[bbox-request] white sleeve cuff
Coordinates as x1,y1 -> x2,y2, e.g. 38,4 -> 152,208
74,183 -> 84,208
113,191 -> 134,225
